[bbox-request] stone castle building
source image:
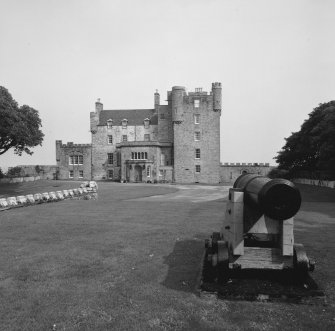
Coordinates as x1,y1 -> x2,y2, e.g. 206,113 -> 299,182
56,83 -> 222,184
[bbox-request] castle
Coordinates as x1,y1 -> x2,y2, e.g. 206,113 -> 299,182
56,83 -> 222,183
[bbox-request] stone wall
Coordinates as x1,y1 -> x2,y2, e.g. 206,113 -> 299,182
91,121 -> 159,180
8,165 -> 58,180
118,143 -> 173,182
56,141 -> 92,180
293,178 -> 335,189
172,86 -> 221,184
0,176 -> 41,184
158,105 -> 173,142
220,163 -> 272,184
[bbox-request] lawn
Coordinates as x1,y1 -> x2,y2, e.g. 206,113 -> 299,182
0,181 -> 334,330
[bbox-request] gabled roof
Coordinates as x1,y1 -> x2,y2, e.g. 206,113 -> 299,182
99,109 -> 158,126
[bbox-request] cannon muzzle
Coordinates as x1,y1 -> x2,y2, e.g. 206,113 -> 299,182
233,174 -> 301,220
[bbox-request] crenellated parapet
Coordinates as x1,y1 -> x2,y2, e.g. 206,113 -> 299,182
222,162 -> 270,167
61,142 -> 92,148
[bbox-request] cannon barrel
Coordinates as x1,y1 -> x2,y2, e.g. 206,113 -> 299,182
233,174 -> 301,220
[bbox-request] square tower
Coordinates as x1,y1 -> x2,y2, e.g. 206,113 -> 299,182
170,83 -> 222,183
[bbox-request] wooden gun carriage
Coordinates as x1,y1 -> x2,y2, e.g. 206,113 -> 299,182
205,174 -> 314,275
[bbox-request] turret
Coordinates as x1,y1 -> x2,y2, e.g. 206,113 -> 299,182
212,82 -> 222,112
154,90 -> 160,111
171,86 -> 185,122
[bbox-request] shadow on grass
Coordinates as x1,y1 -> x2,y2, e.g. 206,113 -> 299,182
161,239 -> 204,293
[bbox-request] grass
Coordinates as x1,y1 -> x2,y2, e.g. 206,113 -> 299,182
0,181 -> 334,330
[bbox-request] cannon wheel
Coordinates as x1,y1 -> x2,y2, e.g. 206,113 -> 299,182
217,240 -> 229,282
293,243 -> 309,274
217,240 -> 229,267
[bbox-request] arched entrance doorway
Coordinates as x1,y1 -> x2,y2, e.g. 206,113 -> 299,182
134,165 -> 143,182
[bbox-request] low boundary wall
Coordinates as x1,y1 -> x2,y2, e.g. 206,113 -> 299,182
0,176 -> 41,184
293,178 -> 335,189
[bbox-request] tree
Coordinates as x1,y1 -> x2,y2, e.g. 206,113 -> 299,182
0,86 -> 44,156
275,101 -> 335,178
7,166 -> 23,178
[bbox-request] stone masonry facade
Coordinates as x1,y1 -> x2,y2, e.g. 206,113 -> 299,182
56,141 -> 92,180
56,83 -> 222,183
220,162 -> 272,184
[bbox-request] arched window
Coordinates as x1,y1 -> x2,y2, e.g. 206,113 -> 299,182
145,152 -> 148,159
141,152 -> 144,159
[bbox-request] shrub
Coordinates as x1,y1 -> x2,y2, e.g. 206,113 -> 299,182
35,165 -> 42,174
268,168 -> 290,179
7,166 -> 23,178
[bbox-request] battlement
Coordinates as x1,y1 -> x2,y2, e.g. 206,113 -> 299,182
62,142 -> 92,148
188,91 -> 209,96
212,82 -> 222,88
221,162 -> 270,167
168,83 -> 222,100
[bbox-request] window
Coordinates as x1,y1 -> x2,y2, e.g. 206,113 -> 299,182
122,135 -> 127,142
144,134 -> 150,141
194,132 -> 201,141
146,166 -> 151,177
195,165 -> 201,173
160,113 -> 165,119
79,170 -> 84,178
160,154 -> 166,166
69,170 -> 74,178
108,135 -> 113,144
107,119 -> 113,129
194,100 -> 200,108
108,170 -> 113,179
195,149 -> 200,159
122,119 -> 128,129
131,152 -> 148,160
69,155 -> 83,165
144,118 -> 150,129
108,153 -> 113,165
194,114 -> 200,124
159,169 -> 164,176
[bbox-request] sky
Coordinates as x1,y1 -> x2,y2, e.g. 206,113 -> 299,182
1,0 -> 334,170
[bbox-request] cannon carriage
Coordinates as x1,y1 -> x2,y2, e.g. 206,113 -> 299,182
205,174 -> 315,277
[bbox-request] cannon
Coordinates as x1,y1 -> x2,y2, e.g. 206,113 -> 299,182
205,174 -> 314,276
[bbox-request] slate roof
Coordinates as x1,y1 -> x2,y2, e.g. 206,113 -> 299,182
99,109 -> 158,126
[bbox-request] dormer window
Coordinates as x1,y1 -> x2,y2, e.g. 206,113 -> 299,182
107,119 -> 113,129
122,119 -> 128,129
144,118 -> 150,129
